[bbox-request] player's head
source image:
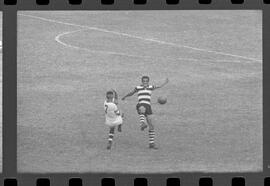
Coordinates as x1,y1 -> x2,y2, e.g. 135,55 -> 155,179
106,91 -> 114,101
141,76 -> 150,87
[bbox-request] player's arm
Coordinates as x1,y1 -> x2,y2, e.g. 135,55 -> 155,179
154,78 -> 169,90
111,89 -> 118,104
104,104 -> 108,114
121,88 -> 137,101
114,109 -> 121,116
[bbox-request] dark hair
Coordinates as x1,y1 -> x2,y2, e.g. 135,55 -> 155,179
106,91 -> 114,98
141,76 -> 150,81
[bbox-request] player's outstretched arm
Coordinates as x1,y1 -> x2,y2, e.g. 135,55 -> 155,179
121,88 -> 137,100
111,89 -> 119,104
154,78 -> 169,89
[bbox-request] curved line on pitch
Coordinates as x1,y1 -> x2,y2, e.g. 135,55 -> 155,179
55,29 -> 247,64
21,13 -> 262,63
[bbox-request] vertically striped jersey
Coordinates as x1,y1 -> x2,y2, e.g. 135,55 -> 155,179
134,85 -> 156,105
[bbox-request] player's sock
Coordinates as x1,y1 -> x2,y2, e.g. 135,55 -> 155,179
107,133 -> 114,149
107,133 -> 113,149
118,124 -> 122,132
139,114 -> 145,124
108,133 -> 114,142
139,114 -> 147,130
149,129 -> 155,145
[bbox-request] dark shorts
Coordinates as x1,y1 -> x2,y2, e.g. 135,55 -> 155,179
136,103 -> 153,116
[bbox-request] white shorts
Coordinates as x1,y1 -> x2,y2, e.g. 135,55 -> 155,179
105,116 -> 123,127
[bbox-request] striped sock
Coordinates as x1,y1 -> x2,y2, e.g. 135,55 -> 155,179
149,130 -> 155,144
108,133 -> 114,142
139,114 -> 146,126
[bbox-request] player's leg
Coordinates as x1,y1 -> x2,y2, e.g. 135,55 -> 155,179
145,106 -> 158,149
117,124 -> 122,132
107,126 -> 115,150
116,113 -> 124,132
146,115 -> 157,149
146,115 -> 154,130
137,104 -> 147,131
118,112 -> 124,132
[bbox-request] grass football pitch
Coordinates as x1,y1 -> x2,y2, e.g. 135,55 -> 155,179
17,11 -> 262,173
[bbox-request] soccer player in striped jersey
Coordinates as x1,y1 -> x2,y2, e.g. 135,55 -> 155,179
104,90 -> 123,150
121,76 -> 169,149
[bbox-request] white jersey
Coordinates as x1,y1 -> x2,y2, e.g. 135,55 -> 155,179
104,100 -> 123,127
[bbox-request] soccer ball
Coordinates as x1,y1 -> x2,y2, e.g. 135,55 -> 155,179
157,97 -> 167,104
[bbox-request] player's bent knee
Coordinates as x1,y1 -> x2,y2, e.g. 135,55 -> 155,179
109,127 -> 115,133
139,106 -> 146,114
146,116 -> 154,127
148,123 -> 154,130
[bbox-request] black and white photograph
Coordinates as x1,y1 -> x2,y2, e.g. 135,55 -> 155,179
0,12 -> 2,172
17,10 -> 262,173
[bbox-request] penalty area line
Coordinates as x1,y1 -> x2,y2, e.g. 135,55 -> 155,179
19,13 -> 261,63
55,28 -> 244,63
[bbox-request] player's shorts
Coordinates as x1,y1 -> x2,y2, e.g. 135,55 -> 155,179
105,116 -> 123,127
136,103 -> 153,116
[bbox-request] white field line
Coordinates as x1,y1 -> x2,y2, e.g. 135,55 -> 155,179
55,28 -> 243,63
19,13 -> 262,63
55,29 -> 164,59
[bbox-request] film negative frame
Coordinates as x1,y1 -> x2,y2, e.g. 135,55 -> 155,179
0,0 -> 270,185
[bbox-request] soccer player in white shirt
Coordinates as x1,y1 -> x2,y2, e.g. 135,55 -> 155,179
122,76 -> 169,149
104,90 -> 123,150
